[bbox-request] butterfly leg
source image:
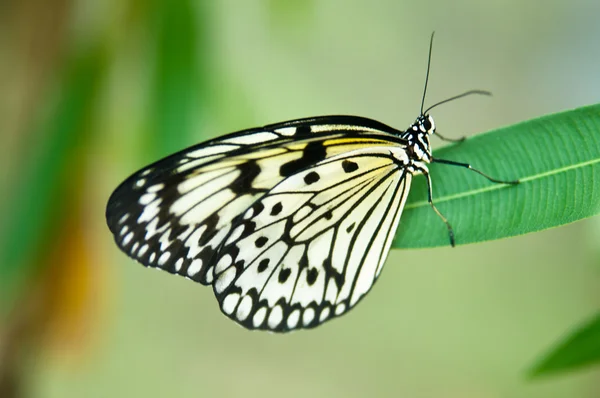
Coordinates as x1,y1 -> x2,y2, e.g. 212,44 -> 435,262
419,166 -> 456,247
434,131 -> 466,143
432,158 -> 520,185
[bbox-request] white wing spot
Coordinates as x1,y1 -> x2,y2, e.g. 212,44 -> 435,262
335,303 -> 346,316
205,266 -> 214,283
275,126 -> 296,136
303,308 -> 315,326
287,309 -> 300,329
253,307 -> 267,328
319,307 -> 331,323
140,168 -> 153,177
138,244 -> 149,257
236,295 -> 253,321
158,229 -> 173,251
174,258 -> 183,272
135,179 -> 146,187
243,207 -> 254,220
148,252 -> 156,263
214,267 -> 236,294
186,144 -> 239,158
137,199 -> 160,223
228,225 -> 245,243
122,231 -> 134,246
222,132 -> 278,145
188,259 -> 203,276
147,183 -> 165,192
119,225 -> 129,236
222,293 -> 240,315
131,242 -> 139,255
139,193 -> 156,205
118,214 -> 130,224
268,305 -> 283,329
215,254 -> 232,275
183,226 -> 207,258
158,252 -> 170,266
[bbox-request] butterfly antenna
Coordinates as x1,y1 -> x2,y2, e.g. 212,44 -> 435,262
424,90 -> 492,114
420,32 -> 435,115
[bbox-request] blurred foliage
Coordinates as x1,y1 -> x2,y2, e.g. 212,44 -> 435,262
530,312 -> 600,377
146,0 -> 208,159
1,43 -> 107,309
0,1 -> 598,398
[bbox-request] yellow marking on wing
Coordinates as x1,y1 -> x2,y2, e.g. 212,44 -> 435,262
323,137 -> 392,146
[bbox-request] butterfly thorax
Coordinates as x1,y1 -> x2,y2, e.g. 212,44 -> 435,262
400,114 -> 435,167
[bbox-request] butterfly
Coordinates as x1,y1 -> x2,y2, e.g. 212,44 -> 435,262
105,34 -> 518,332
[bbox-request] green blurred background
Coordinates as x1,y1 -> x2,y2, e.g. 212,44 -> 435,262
1,0 -> 599,397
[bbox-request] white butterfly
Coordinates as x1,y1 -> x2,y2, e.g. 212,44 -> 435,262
106,35 -> 517,332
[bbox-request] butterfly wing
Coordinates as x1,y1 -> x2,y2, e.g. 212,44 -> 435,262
106,127 -> 281,284
212,147 -> 412,331
106,116 -> 404,286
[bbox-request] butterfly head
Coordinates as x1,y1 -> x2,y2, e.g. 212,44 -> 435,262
404,114 -> 436,141
414,114 -> 436,135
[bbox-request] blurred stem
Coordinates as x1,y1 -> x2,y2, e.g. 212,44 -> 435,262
0,43 -> 107,311
145,0 -> 208,159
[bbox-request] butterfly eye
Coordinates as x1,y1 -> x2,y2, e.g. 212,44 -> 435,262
421,119 -> 432,132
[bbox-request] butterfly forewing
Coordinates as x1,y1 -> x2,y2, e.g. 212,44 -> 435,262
106,116 -> 406,290
106,128 -> 280,284
212,147 -> 412,331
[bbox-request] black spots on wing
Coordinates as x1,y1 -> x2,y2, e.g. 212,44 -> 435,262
323,210 -> 333,220
279,141 -> 327,177
299,251 -> 309,269
234,259 -> 245,271
255,236 -> 268,248
346,222 -> 356,233
332,272 -> 344,290
322,258 -> 344,290
231,160 -> 261,194
242,221 -> 256,238
252,201 -> 265,218
198,213 -> 220,245
278,268 -> 291,283
295,124 -> 312,136
342,159 -> 359,173
307,268 -> 318,285
257,258 -> 270,273
270,202 -> 283,216
304,171 -> 320,185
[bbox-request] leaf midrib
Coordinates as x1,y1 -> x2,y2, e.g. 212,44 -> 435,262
405,157 -> 600,210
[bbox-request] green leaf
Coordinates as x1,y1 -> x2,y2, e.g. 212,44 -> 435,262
393,104 -> 600,248
529,312 -> 600,377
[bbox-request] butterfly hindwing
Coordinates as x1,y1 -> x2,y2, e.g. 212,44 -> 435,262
212,147 -> 412,331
